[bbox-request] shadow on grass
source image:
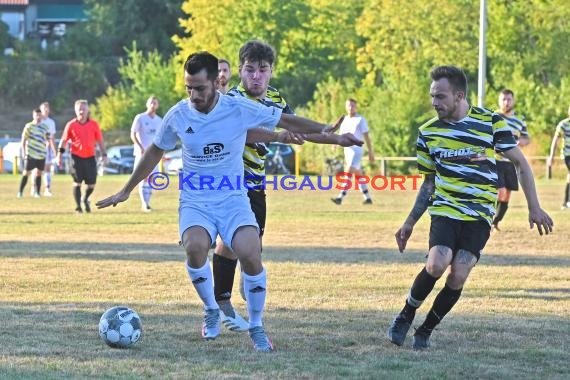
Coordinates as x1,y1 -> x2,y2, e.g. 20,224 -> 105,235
1,240 -> 569,267
0,301 -> 568,379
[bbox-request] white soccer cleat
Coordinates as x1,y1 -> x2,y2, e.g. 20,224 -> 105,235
201,308 -> 221,340
220,308 -> 249,332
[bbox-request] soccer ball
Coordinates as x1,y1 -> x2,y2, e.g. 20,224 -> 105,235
98,306 -> 142,348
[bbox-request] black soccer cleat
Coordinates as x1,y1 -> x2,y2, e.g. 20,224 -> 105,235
412,325 -> 432,350
363,198 -> 373,205
387,313 -> 413,346
331,197 -> 342,205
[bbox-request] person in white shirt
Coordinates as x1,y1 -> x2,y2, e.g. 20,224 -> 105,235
40,101 -> 56,196
130,96 -> 162,211
331,98 -> 376,205
96,51 -> 361,353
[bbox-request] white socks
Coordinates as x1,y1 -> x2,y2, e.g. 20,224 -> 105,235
185,259 -> 218,310
242,268 -> 267,328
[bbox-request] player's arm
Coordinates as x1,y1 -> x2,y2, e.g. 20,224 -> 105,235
56,123 -> 71,166
395,173 -> 435,253
363,131 -> 375,162
130,118 -> 145,154
302,132 -> 363,147
277,113 -> 339,135
96,143 -> 164,209
246,128 -> 304,145
502,146 -> 553,235
547,130 -> 560,166
20,130 -> 28,158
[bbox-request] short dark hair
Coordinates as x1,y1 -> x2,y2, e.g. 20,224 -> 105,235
239,40 -> 276,66
218,59 -> 230,68
347,98 -> 357,104
430,65 -> 467,94
184,51 -> 218,81
33,108 -> 41,114
500,88 -> 514,97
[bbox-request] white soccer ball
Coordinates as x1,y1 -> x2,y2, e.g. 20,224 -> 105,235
99,306 -> 142,348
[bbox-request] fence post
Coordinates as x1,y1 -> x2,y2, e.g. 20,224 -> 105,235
380,158 -> 386,176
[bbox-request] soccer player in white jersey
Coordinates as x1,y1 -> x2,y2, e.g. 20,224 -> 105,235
130,96 -> 162,212
96,51 -> 361,353
331,98 -> 376,204
40,102 -> 56,196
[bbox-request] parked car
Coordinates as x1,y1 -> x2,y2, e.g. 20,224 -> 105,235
2,141 -> 23,174
265,143 -> 295,175
98,145 -> 135,175
163,148 -> 182,175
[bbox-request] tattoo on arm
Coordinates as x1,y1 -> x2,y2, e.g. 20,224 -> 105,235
406,174 -> 435,224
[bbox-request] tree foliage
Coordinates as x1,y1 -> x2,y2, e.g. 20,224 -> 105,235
91,45 -> 181,132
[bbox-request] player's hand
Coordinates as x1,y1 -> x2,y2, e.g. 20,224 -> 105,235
528,207 -> 553,236
96,191 -> 130,209
336,133 -> 363,147
277,131 -> 305,145
323,115 -> 345,134
395,223 -> 414,253
368,152 -> 375,163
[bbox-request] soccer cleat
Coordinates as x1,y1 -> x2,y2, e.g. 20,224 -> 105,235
142,204 -> 152,212
84,200 -> 91,213
75,206 -> 83,214
249,326 -> 274,352
363,198 -> 373,205
201,308 -> 221,340
44,189 -> 53,196
33,192 -> 40,198
331,197 -> 342,205
17,192 -> 23,198
387,313 -> 413,346
491,223 -> 500,232
219,305 -> 249,332
412,326 -> 433,350
562,202 -> 570,210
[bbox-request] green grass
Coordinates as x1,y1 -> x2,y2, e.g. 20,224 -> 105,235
0,174 -> 569,379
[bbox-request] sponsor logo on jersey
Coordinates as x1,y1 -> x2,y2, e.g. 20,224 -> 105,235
439,146 -> 487,162
203,143 -> 224,155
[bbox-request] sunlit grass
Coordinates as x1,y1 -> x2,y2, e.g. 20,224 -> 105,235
0,174 -> 568,379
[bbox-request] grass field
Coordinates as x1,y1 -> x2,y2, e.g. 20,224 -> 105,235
0,174 -> 568,379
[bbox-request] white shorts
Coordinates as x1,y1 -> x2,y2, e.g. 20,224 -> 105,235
344,146 -> 363,170
179,194 -> 259,249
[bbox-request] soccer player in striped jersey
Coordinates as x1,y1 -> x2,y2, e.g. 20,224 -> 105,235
547,106 -> 570,209
492,89 -> 530,231
212,40 -> 362,333
17,108 -> 55,198
387,66 -> 553,350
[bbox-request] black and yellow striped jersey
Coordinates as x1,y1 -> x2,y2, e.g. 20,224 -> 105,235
554,118 -> 570,156
417,106 -> 517,225
226,84 -> 294,190
495,112 -> 528,162
22,122 -> 50,160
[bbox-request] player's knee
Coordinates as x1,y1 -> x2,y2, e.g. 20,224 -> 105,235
425,262 -> 447,277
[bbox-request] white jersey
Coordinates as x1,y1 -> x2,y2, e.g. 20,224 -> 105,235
42,117 -> 56,137
131,112 -> 162,156
154,95 -> 282,203
339,113 -> 369,141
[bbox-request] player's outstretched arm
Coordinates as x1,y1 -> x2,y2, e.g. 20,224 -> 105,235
96,144 -> 164,209
502,147 -> 553,235
395,174 -> 435,253
303,132 -> 363,147
246,128 -> 305,145
277,113 -> 340,135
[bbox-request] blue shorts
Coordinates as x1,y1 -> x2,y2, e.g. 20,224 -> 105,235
179,194 -> 259,249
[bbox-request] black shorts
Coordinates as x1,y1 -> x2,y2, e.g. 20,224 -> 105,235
71,155 -> 97,185
496,160 -> 519,190
565,155 -> 570,171
24,157 -> 45,171
429,216 -> 491,261
247,189 -> 266,237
